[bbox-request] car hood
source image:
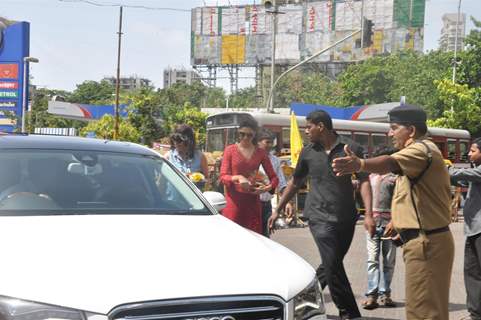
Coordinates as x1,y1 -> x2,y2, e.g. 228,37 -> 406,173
0,214 -> 314,314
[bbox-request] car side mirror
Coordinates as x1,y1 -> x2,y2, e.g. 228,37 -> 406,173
202,191 -> 226,212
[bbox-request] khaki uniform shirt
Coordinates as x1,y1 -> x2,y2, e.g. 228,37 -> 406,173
391,139 -> 451,230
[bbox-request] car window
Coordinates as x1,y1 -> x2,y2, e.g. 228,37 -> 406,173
0,150 -> 210,216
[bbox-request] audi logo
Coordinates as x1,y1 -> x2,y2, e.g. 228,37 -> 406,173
184,316 -> 236,320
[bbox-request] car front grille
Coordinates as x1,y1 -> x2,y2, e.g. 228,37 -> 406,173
110,296 -> 285,320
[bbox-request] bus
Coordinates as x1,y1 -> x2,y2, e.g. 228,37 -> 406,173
205,111 -> 471,167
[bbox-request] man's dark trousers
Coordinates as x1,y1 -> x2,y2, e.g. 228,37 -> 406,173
309,218 -> 361,319
465,232 -> 481,320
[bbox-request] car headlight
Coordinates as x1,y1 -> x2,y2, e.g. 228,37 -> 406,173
289,279 -> 326,320
0,296 -> 108,320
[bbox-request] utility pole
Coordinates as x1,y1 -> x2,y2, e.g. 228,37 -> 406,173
452,0 -> 462,84
114,6 -> 123,140
268,2 -> 277,113
360,0 -> 365,48
264,0 -> 284,113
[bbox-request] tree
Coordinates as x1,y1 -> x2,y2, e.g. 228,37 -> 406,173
126,88 -> 165,146
275,70 -> 342,108
162,102 -> 208,146
159,81 -> 227,108
69,80 -> 115,104
80,114 -> 141,142
427,79 -> 481,136
335,51 -> 452,116
457,17 -> 481,88
229,87 -> 258,109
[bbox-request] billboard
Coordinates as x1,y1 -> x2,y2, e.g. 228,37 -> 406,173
191,0 -> 425,66
0,19 -> 30,132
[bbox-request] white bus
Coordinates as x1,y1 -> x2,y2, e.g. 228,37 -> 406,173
206,111 -> 471,166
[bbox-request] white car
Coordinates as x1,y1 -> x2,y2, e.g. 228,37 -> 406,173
0,135 -> 325,320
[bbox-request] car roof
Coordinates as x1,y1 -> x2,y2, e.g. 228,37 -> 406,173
0,134 -> 159,156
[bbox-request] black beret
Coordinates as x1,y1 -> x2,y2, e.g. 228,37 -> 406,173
388,104 -> 427,124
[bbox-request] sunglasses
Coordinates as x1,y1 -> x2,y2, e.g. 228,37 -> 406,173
171,133 -> 189,143
238,132 -> 254,138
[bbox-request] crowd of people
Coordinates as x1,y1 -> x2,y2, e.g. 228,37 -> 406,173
164,104 -> 481,320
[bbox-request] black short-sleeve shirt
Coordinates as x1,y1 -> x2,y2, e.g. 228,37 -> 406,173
293,135 -> 368,223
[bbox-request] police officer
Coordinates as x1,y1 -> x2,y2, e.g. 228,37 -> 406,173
332,104 -> 454,320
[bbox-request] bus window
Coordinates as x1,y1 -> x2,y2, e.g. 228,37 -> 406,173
353,132 -> 369,152
434,141 -> 447,158
372,134 -> 388,150
206,129 -> 225,152
282,128 -> 308,149
282,128 -> 290,149
227,128 -> 237,146
337,131 -> 352,141
215,114 -> 236,126
460,140 -> 470,162
447,139 -> 457,162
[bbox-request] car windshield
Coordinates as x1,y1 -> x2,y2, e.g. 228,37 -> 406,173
0,149 -> 210,216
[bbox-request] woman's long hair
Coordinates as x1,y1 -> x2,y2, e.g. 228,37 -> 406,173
170,124 -> 196,159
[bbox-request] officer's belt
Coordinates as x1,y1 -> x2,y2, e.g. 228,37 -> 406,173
399,226 -> 449,244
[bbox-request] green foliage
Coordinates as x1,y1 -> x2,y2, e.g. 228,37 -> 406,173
336,51 -> 452,116
162,102 -> 208,146
126,88 -> 164,146
229,87 -> 258,109
69,80 -> 115,104
427,80 -> 481,136
275,70 -> 340,108
123,83 -> 212,146
161,81 -> 225,109
457,17 -> 481,88
80,114 -> 141,142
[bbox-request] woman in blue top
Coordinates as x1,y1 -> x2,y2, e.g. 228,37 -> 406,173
164,124 -> 209,180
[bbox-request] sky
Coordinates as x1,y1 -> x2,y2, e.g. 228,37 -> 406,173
2,0 -> 480,93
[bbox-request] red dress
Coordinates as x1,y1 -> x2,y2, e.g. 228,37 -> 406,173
220,144 -> 279,233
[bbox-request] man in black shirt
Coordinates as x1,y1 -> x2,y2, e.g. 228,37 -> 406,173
270,110 -> 374,320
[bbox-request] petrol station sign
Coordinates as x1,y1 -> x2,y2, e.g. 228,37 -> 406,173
0,19 -> 30,132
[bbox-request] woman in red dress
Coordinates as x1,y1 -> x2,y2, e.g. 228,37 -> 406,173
220,119 -> 279,234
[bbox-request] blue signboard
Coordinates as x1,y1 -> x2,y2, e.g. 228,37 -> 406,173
290,102 -> 361,120
0,20 -> 30,132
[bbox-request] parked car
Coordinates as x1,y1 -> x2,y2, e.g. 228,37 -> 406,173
0,134 -> 326,320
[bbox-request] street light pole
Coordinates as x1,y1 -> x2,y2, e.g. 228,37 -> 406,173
265,30 -> 361,112
113,6 -> 123,140
21,56 -> 39,133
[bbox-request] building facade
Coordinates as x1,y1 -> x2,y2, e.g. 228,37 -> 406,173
103,76 -> 152,91
439,13 -> 466,52
163,68 -> 200,88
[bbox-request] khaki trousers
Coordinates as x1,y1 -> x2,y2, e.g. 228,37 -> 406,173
403,230 -> 454,320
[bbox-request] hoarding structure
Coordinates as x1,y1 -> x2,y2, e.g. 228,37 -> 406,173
191,0 -> 426,94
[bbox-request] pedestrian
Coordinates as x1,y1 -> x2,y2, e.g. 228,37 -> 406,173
448,137 -> 481,320
257,129 -> 293,237
362,146 -> 398,310
164,124 -> 209,189
270,110 -> 374,320
332,104 -> 454,320
220,119 -> 279,234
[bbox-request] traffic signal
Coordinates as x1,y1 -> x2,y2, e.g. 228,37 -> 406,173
362,18 -> 374,48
